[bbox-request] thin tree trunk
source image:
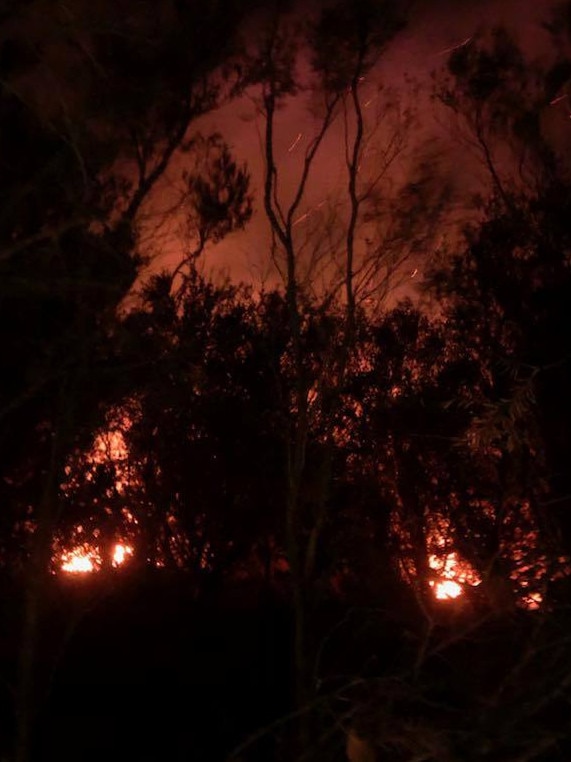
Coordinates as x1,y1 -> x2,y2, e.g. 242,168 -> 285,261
13,376 -> 77,762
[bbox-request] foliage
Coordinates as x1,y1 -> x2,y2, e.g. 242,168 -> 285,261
2,5 -> 571,762
0,2 -> 257,760
426,27 -> 571,596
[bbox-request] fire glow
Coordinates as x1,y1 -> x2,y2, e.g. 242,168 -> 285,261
112,543 -> 133,567
61,546 -> 102,574
60,543 -> 133,574
430,577 -> 463,600
428,550 -> 481,601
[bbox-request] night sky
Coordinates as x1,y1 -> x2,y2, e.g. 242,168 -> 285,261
138,0 -> 560,297
3,2 -> 571,761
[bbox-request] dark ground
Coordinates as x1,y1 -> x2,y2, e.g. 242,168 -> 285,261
34,573 -> 297,762
4,571 -> 571,762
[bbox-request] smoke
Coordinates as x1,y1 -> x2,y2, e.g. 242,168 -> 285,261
137,0 -> 560,298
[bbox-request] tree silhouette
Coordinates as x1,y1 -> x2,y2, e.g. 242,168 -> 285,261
0,1 -> 255,759
427,26 -> 571,602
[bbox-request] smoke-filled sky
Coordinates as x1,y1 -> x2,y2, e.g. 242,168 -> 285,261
137,0 -> 560,297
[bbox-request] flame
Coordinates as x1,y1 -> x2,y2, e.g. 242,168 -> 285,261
112,543 -> 133,567
60,540 -> 133,573
428,551 -> 481,586
522,591 -> 543,610
428,550 -> 481,601
61,546 -> 101,574
425,516 -> 481,603
430,578 -> 463,599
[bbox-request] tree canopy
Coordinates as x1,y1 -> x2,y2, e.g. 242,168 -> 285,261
1,2 -> 571,761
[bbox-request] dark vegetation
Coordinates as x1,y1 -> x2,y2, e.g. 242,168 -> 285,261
1,0 -> 571,759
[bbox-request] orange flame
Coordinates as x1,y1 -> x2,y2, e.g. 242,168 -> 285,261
60,540 -> 133,573
61,547 -> 101,574
112,543 -> 133,567
427,548 -> 481,602
430,578 -> 463,600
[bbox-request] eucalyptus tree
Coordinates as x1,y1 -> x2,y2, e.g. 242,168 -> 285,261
427,22 -> 571,603
241,0 -> 423,726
